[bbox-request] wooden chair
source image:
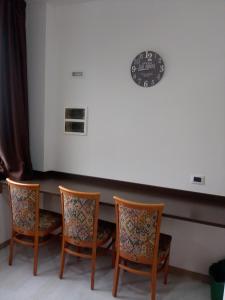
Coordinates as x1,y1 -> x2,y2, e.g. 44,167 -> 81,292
112,196 -> 172,300
6,178 -> 62,276
59,185 -> 115,290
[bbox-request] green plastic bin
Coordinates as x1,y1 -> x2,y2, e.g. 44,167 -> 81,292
210,278 -> 224,300
209,260 -> 225,300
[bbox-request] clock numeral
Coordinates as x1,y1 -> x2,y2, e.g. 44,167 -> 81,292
144,81 -> 149,87
160,65 -> 164,73
151,80 -> 155,85
146,51 -> 152,59
131,65 -> 137,72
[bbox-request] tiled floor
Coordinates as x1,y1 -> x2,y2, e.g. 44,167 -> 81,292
0,242 -> 210,300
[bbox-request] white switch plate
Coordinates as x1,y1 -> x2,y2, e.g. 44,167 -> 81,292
191,175 -> 205,185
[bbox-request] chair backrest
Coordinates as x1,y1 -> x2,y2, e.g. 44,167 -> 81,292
114,196 -> 164,265
6,178 -> 40,235
59,186 -> 100,246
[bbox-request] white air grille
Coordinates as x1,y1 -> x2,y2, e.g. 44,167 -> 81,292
64,107 -> 87,135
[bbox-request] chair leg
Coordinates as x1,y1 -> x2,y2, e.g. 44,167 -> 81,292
111,238 -> 116,268
33,235 -> 39,276
59,240 -> 66,279
112,253 -> 120,297
150,267 -> 157,300
91,248 -> 97,290
164,251 -> 170,285
8,234 -> 14,266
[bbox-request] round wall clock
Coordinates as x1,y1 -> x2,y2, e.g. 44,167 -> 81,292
131,51 -> 165,87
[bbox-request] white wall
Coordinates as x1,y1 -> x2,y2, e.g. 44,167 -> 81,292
161,218 -> 225,275
27,0 -> 225,196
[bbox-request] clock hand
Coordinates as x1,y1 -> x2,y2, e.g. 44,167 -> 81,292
138,68 -> 153,71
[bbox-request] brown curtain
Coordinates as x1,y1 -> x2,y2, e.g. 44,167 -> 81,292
0,0 -> 32,180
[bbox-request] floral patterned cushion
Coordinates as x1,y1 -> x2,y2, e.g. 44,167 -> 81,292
63,194 -> 96,241
10,186 -> 37,231
39,209 -> 62,232
9,185 -> 61,234
119,205 -> 158,259
65,220 -> 114,250
118,205 -> 171,262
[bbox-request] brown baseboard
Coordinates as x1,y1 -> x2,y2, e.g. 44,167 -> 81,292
169,265 -> 210,283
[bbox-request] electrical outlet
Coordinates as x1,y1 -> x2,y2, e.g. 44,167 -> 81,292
191,175 -> 205,185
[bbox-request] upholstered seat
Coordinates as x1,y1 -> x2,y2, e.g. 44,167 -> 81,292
39,209 -> 62,233
158,233 -> 171,261
64,219 -> 114,247
97,220 -> 115,244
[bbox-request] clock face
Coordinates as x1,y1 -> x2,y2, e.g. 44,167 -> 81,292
131,51 -> 165,87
